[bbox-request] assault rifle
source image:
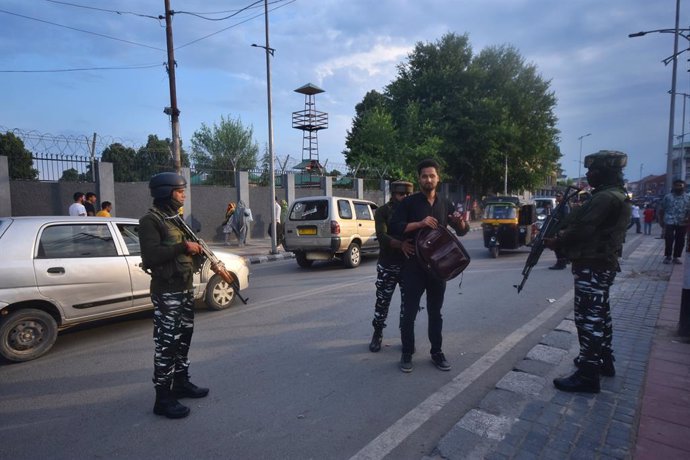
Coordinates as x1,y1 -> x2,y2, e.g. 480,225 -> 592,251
169,214 -> 248,305
514,186 -> 580,293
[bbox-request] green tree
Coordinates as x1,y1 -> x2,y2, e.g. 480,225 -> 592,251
101,143 -> 138,182
59,168 -> 79,182
0,131 -> 38,180
191,115 -> 258,185
345,32 -> 560,195
136,135 -> 190,181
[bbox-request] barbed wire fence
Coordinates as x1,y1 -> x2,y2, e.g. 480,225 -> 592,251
1,126 -> 378,188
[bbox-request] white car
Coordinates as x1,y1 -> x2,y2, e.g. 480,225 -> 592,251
0,216 -> 249,362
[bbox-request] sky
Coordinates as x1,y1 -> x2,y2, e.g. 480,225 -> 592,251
1,0 -> 688,184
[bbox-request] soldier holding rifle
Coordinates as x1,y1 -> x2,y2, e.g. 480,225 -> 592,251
544,151 -> 631,393
139,172 -> 209,419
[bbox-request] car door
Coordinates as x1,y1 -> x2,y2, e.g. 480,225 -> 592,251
114,222 -> 152,309
33,223 -> 135,321
353,201 -> 376,249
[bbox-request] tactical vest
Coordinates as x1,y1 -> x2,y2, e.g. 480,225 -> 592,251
563,186 -> 631,266
146,209 -> 196,283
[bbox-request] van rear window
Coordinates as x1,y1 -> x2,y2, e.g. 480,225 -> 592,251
290,200 -> 329,221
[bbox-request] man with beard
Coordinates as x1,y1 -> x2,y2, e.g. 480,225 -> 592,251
368,180 -> 414,353
139,172 -> 209,418
658,179 -> 690,264
390,159 -> 469,373
545,150 -> 631,393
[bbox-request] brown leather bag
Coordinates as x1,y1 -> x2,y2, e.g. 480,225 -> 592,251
415,226 -> 471,281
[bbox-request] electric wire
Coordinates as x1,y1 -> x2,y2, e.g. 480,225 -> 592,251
0,9 -> 165,51
0,63 -> 164,73
45,0 -> 161,21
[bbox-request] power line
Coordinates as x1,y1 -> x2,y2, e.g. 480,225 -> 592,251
175,0 -> 296,50
45,0 -> 161,21
0,9 -> 165,51
0,63 -> 164,73
174,0 -> 264,21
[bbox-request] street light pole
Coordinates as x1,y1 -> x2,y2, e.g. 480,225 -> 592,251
577,133 -> 591,187
628,0 -> 688,193
252,0 -> 278,254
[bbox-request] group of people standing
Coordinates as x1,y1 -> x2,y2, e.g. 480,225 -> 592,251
68,191 -> 112,217
368,152 -> 632,396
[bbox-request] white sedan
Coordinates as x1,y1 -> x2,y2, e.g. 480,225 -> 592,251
0,216 -> 249,362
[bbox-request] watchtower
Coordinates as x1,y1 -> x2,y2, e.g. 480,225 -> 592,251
292,83 -> 328,173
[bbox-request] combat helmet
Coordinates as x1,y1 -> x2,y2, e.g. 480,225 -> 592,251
390,180 -> 413,195
584,150 -> 627,170
149,172 -> 186,198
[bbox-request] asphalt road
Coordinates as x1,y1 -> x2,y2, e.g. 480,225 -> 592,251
0,231 -> 577,459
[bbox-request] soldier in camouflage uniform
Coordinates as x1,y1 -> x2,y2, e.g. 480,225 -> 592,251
546,150 -> 631,393
139,172 -> 209,419
369,181 -> 414,352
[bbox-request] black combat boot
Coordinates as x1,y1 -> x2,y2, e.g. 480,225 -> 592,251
153,387 -> 190,419
172,372 -> 209,399
369,327 -> 383,353
553,364 -> 600,394
573,354 -> 616,377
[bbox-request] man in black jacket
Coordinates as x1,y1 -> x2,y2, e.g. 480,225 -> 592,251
139,172 -> 208,419
390,159 -> 469,373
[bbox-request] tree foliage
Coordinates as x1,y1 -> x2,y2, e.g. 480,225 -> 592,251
191,115 -> 258,185
344,32 -> 560,195
0,131 -> 38,180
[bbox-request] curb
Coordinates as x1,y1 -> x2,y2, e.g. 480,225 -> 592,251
243,252 -> 295,265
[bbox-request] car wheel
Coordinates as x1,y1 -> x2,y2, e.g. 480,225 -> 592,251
295,252 -> 313,268
205,275 -> 236,310
343,242 -> 361,268
0,309 -> 58,362
490,246 -> 499,259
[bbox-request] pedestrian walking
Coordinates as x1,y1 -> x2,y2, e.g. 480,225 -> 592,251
642,204 -> 655,235
68,192 -> 87,216
222,202 -> 236,246
84,192 -> 97,216
390,159 -> 469,373
627,203 -> 641,233
139,172 -> 209,419
368,180 -> 414,353
545,150 -> 631,393
96,201 -> 112,217
658,179 -> 690,264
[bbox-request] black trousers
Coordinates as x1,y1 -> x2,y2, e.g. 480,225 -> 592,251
399,260 -> 446,355
664,224 -> 687,258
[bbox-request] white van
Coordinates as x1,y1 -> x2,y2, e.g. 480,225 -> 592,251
283,196 -> 379,268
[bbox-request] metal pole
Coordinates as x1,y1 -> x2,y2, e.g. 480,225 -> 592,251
164,0 -> 181,174
666,0 -> 680,193
263,0 -> 277,254
503,154 -> 507,195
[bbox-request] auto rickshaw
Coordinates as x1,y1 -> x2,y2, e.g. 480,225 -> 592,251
481,196 -> 537,258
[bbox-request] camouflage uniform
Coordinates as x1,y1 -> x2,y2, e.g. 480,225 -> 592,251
369,181 -> 413,353
551,150 -> 631,393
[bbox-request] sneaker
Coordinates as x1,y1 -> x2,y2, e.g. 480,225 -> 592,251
431,352 -> 451,371
400,353 -> 413,373
673,258 -> 682,265
663,257 -> 671,264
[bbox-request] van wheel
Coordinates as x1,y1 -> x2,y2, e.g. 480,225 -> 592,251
343,243 -> 361,268
295,252 -> 313,268
0,309 -> 58,362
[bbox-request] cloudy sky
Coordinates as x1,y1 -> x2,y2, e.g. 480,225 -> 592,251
1,0 -> 687,184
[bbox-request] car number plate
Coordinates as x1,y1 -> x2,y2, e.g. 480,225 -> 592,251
297,227 -> 317,236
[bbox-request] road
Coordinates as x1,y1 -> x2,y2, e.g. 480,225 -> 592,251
0,230 -> 577,459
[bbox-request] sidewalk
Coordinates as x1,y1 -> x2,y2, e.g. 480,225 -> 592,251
216,231 -> 690,459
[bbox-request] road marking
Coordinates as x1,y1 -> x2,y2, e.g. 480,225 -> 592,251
349,289 -> 574,460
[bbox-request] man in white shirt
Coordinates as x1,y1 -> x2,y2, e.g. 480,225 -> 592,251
68,192 -> 87,216
627,203 -> 641,234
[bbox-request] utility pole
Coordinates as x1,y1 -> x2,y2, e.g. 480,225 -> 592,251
164,0 -> 181,173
